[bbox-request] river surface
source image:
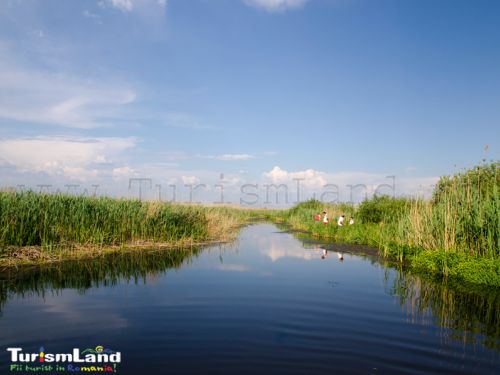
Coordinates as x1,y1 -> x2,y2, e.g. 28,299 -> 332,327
1,224 -> 499,374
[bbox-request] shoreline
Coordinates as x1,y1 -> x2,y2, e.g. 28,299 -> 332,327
0,191 -> 254,268
0,238 -> 231,269
2,220 -> 499,289
273,220 -> 500,288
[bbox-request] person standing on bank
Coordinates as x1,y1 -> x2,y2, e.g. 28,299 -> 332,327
338,214 -> 345,226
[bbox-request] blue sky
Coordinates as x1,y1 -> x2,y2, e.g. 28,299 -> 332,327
0,0 -> 498,205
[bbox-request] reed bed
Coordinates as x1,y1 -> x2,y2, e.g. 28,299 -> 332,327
0,191 -> 254,260
1,162 -> 498,284
400,162 -> 499,258
276,162 -> 500,286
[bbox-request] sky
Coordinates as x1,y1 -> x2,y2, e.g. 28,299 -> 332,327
0,0 -> 499,205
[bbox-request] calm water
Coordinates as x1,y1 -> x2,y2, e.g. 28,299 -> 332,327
1,224 -> 499,374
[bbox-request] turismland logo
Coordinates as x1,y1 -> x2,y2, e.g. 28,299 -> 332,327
7,345 -> 121,373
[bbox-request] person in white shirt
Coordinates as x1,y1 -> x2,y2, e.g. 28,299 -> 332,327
322,211 -> 329,224
337,214 -> 345,226
349,217 -> 354,225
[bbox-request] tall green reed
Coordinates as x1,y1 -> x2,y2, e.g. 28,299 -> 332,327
0,192 -> 233,248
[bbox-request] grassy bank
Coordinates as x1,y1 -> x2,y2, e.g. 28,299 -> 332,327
1,162 -> 498,285
275,162 -> 500,287
0,191 -> 257,265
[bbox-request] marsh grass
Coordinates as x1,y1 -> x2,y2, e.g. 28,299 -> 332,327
0,192 -> 204,247
1,162 -> 498,282
400,162 -> 499,258
277,162 -> 500,286
0,191 -> 255,264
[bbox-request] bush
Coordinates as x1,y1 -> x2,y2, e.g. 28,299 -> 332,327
357,195 -> 410,224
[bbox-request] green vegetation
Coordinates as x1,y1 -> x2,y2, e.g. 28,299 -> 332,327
0,191 -> 256,265
1,162 -> 498,286
357,195 -> 409,224
276,162 -> 500,287
389,267 -> 500,351
403,161 -> 499,258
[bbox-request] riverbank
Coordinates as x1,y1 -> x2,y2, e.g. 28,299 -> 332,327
270,162 -> 499,287
274,216 -> 500,287
2,223 -> 498,374
0,191 -> 260,267
1,163 -> 498,286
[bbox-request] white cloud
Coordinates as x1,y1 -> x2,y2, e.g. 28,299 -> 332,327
60,167 -> 100,181
181,176 -> 200,185
160,152 -> 254,161
222,175 -> 243,186
0,136 -> 137,181
397,176 -> 439,198
82,10 -> 102,24
112,166 -> 135,179
98,0 -> 168,30
264,166 -> 328,188
262,150 -> 278,156
105,0 -> 167,12
213,154 -> 255,161
263,166 -> 438,201
244,0 -> 309,12
0,52 -> 136,128
109,0 -> 134,12
264,166 -> 289,182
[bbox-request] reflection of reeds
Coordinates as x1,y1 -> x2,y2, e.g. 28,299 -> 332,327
389,269 -> 500,351
285,227 -> 500,352
0,244 -> 206,312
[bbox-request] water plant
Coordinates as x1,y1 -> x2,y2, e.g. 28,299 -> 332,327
0,191 -> 256,263
277,162 -> 500,286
